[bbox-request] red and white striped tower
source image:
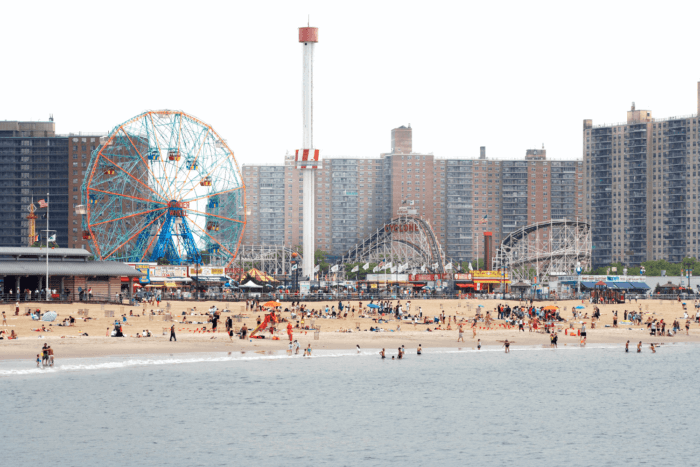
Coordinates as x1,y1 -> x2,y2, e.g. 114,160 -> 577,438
296,25 -> 320,279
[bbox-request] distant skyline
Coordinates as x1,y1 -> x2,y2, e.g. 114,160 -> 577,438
2,0 -> 700,164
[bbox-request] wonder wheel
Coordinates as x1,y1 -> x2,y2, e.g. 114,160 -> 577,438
81,110 -> 245,266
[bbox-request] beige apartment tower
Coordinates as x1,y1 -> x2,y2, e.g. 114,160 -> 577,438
584,82 -> 700,268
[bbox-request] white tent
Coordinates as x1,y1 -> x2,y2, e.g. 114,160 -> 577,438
239,281 -> 263,289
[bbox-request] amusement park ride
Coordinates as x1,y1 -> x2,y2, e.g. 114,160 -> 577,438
77,110 -> 246,267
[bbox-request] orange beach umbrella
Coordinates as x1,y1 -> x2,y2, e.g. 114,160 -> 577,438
263,301 -> 282,308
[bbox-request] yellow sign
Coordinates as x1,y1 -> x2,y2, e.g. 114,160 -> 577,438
472,270 -> 509,279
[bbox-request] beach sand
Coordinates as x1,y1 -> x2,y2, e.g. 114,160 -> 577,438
1,297 -> 698,361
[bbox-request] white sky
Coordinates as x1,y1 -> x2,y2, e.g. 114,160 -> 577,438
3,0 -> 700,165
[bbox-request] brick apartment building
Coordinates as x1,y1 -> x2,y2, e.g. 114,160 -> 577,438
242,126 -> 584,263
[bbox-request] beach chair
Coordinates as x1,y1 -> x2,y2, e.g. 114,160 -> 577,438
163,313 -> 172,321
104,310 -> 114,317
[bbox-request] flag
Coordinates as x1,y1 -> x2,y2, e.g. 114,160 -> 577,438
468,262 -> 473,271
377,261 -> 385,269
331,265 -> 339,273
38,199 -> 48,208
421,265 -> 426,272
351,265 -> 359,273
432,263 -> 438,269
373,266 -> 378,273
362,262 -> 369,270
445,262 -> 452,271
385,262 -> 393,270
402,262 -> 409,271
314,265 -> 320,272
479,214 -> 488,224
291,264 -> 297,271
48,234 -> 56,242
390,267 -> 396,273
397,264 -> 404,273
456,263 -> 461,271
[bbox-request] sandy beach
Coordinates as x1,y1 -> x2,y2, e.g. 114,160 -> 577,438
1,297 -> 698,361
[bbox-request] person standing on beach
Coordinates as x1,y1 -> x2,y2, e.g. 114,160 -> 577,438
170,324 -> 176,342
36,354 -> 41,368
48,346 -> 54,367
2,311 -> 6,326
15,301 -> 20,316
637,341 -> 642,353
457,325 -> 464,342
625,340 -> 629,353
686,319 -> 691,335
306,344 -> 312,356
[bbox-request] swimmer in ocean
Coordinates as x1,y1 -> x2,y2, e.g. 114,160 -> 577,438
625,340 -> 629,353
417,345 -> 422,355
380,348 -> 386,359
477,339 -> 481,350
503,339 -> 510,353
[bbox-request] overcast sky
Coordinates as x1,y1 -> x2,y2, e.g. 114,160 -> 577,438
3,0 -> 699,165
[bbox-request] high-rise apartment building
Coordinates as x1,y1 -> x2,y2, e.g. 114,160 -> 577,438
584,82 -> 700,268
67,134 -> 105,250
0,120 -> 69,248
242,127 -> 583,263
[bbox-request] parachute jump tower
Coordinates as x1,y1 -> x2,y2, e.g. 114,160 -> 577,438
296,24 -> 320,280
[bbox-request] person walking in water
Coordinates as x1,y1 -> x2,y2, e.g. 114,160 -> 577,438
170,324 -> 176,342
637,341 -> 642,353
457,325 -> 464,342
380,348 -> 386,359
625,340 -> 630,353
503,339 -> 510,353
417,344 -> 422,355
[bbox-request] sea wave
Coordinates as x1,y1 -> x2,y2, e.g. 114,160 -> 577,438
0,342 -> 685,377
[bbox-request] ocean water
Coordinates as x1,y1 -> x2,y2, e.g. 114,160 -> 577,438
1,343 -> 699,466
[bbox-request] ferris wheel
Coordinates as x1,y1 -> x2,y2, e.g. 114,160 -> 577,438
80,110 -> 246,266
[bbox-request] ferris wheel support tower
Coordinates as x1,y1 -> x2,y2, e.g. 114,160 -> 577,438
296,25 -> 320,280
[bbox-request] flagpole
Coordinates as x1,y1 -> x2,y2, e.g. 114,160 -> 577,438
46,192 -> 49,302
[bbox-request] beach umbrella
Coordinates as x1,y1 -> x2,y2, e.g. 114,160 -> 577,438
477,304 -> 484,308
575,305 -> 585,309
543,305 -> 558,311
42,311 -> 57,322
263,301 -> 282,308
367,303 -> 380,309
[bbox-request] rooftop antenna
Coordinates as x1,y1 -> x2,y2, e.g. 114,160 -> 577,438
308,14 -> 310,27
49,114 -> 54,122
